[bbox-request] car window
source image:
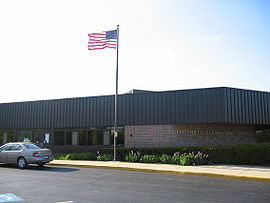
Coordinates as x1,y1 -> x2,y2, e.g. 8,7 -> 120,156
0,144 -> 12,151
23,143 -> 41,149
10,144 -> 22,151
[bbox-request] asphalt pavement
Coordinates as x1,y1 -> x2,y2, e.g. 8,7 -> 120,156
1,164 -> 270,203
48,160 -> 270,182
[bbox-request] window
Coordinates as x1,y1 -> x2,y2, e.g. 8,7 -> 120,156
66,131 -> 72,145
10,144 -> 22,151
72,132 -> 78,145
103,130 -> 110,145
44,133 -> 50,144
23,143 -> 41,149
54,131 -> 65,145
66,131 -> 79,145
19,131 -> 32,142
88,129 -> 103,146
7,132 -> 15,143
0,131 -> 15,144
0,144 -> 12,151
33,132 -> 44,144
117,129 -> 124,145
78,130 -> 86,145
32,131 -> 51,145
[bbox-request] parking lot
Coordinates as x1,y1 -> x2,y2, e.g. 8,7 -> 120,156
1,164 -> 270,203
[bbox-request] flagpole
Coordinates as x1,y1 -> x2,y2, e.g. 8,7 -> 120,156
113,25 -> 119,161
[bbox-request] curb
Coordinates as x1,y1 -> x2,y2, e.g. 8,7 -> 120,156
47,163 -> 270,182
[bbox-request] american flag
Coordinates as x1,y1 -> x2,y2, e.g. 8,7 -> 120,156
88,29 -> 118,50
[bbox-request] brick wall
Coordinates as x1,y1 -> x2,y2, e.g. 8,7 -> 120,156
125,124 -> 256,147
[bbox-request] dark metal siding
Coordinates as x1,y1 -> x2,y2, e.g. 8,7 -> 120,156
0,87 -> 269,129
116,87 -> 227,125
224,88 -> 270,125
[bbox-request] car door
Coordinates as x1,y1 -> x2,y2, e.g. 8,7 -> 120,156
0,146 -> 5,163
0,144 -> 11,163
6,144 -> 22,164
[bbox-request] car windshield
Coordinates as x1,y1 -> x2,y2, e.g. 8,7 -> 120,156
23,143 -> 41,149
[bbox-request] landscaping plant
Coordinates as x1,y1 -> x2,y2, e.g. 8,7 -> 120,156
96,151 -> 113,161
54,142 -> 270,165
125,150 -> 141,162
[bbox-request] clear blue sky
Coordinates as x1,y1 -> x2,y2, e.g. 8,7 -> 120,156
0,0 -> 269,103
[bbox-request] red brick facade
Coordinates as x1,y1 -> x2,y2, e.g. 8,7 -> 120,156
125,124 -> 256,147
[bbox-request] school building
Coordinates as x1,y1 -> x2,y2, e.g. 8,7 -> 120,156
0,87 -> 269,153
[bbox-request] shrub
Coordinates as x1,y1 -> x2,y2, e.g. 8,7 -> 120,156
68,152 -> 97,160
141,155 -> 160,163
118,142 -> 270,165
77,152 -> 97,160
170,154 -> 182,165
194,151 -> 209,165
159,154 -> 171,164
179,153 -> 195,166
54,142 -> 270,165
170,152 -> 209,166
54,153 -> 67,160
96,152 -> 113,161
125,150 -> 141,163
54,152 -> 97,160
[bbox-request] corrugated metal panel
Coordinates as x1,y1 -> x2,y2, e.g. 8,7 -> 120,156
224,88 -> 270,125
102,97 -> 107,126
183,91 -> 188,123
90,97 -> 95,127
56,100 -> 61,128
84,98 -> 90,127
0,87 -> 269,129
200,89 -> 208,123
262,92 -> 267,125
159,93 -> 165,124
4,104 -> 9,128
263,92 -> 269,125
162,93 -> 168,124
194,90 -> 200,123
153,93 -> 159,124
186,91 -> 192,123
126,94 -> 132,125
245,90 -> 250,124
107,96 -> 113,126
267,93 -> 270,124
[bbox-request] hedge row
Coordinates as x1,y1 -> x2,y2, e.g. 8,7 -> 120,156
55,142 -> 270,165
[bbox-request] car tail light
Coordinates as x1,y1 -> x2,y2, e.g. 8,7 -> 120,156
32,152 -> 40,157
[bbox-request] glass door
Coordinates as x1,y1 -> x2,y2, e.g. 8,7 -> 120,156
33,131 -> 51,147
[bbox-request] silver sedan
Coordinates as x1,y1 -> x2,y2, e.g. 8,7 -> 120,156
0,142 -> 53,169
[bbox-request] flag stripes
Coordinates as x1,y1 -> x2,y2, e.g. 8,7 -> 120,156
88,31 -> 117,50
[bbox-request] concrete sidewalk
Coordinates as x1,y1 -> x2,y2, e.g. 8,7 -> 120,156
48,160 -> 270,182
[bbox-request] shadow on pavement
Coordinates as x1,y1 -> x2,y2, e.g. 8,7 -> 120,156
0,163 -> 79,172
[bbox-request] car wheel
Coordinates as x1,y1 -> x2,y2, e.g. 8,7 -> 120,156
17,157 -> 28,169
37,162 -> 45,167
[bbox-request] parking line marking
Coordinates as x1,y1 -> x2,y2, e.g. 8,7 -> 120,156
0,193 -> 23,202
56,201 -> 74,203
